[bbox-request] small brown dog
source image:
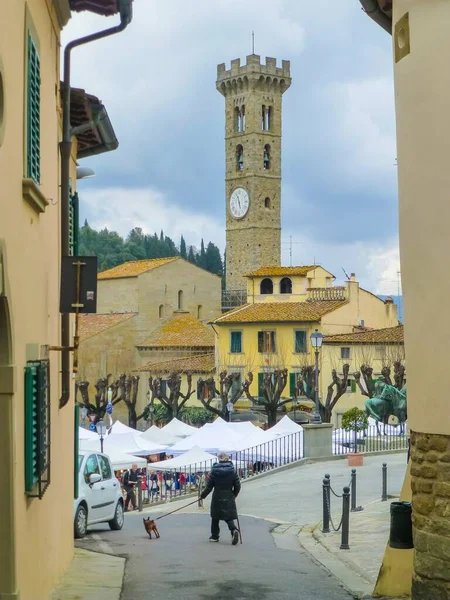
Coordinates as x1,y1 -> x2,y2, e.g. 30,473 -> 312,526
143,517 -> 160,539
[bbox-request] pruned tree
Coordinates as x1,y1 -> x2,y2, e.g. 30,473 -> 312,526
243,368 -> 289,427
148,372 -> 196,420
297,363 -> 351,424
111,373 -> 142,429
75,376 -> 122,423
197,370 -> 253,418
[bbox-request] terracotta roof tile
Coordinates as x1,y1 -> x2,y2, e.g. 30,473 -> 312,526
213,301 -> 347,324
324,325 -> 404,344
98,257 -> 179,280
244,265 -> 319,277
138,314 -> 215,347
79,312 -> 137,341
137,353 -> 215,374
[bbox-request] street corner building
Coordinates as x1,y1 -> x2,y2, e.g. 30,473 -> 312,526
360,1 -> 450,598
0,0 -> 131,598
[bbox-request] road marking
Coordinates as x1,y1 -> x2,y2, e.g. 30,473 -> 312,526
92,533 -> 113,555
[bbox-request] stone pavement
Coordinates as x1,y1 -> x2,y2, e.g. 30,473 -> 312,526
50,548 -> 125,600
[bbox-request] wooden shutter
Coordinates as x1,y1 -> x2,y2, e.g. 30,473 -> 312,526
289,373 -> 297,397
27,33 -> 41,184
258,331 -> 264,352
24,363 -> 39,493
69,192 -> 80,257
351,379 -> 356,393
270,331 -> 276,352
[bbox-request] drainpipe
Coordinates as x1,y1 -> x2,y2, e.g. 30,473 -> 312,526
359,0 -> 392,35
59,0 -> 133,408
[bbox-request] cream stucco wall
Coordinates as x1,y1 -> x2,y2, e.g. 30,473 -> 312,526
246,266 -> 334,303
0,1 -> 74,599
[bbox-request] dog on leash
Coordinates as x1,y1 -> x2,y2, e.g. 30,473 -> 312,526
143,517 -> 160,539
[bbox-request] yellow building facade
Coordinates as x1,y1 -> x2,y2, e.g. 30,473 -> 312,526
0,1 -> 129,598
212,266 -> 399,407
361,1 -> 450,597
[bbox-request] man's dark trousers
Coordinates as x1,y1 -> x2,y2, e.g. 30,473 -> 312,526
211,518 -> 236,539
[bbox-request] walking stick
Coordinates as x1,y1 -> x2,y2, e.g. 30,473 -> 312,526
236,514 -> 243,544
155,498 -> 199,521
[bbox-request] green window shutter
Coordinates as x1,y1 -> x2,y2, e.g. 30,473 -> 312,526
69,192 -> 80,257
74,404 -> 79,499
270,331 -> 276,352
258,373 -> 264,398
257,331 -> 264,352
230,331 -> 242,353
351,379 -> 356,393
24,363 -> 39,493
289,372 -> 297,397
295,331 -> 306,353
27,33 -> 41,184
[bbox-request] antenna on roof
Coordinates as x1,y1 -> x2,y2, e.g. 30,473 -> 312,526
252,31 -> 255,54
342,267 -> 351,280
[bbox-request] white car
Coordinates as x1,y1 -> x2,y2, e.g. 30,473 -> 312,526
74,450 -> 124,538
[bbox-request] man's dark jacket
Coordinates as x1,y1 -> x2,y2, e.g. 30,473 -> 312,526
201,461 -> 241,521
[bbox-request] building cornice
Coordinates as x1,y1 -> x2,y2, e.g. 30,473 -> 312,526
53,0 -> 71,28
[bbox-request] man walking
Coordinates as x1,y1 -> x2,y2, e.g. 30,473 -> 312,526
200,452 -> 241,545
123,463 -> 139,511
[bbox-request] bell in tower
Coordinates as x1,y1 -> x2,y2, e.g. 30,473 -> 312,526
216,55 -> 292,294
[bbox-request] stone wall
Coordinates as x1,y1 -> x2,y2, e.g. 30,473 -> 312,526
410,430 -> 450,599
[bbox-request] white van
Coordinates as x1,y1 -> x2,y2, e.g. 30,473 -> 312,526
74,450 -> 124,538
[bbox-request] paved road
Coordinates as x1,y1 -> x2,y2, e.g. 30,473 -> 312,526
78,511 -> 353,600
76,454 -> 406,599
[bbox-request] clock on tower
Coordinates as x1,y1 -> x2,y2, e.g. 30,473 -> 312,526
216,54 -> 291,292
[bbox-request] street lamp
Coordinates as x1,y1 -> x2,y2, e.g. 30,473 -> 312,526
96,419 -> 107,453
310,329 -> 323,425
149,402 -> 155,426
226,401 -> 234,423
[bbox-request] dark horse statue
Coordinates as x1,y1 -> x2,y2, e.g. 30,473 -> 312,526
365,377 -> 407,435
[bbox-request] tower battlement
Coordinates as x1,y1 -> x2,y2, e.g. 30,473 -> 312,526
217,54 -> 291,83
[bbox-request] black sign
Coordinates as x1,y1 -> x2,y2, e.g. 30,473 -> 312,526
60,256 -> 98,314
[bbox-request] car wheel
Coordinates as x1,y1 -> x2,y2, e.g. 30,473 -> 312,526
109,501 -> 124,531
74,504 -> 88,539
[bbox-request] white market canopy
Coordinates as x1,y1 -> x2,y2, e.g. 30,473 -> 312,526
148,446 -> 218,471
169,423 -> 246,455
78,426 -> 99,441
140,425 -> 178,447
105,449 -> 147,471
109,420 -> 141,436
269,415 -> 303,436
161,418 -> 198,438
80,432 -> 166,457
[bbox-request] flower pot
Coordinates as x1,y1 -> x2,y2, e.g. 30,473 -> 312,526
347,452 -> 364,467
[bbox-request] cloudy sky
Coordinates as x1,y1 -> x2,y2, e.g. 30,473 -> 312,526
64,1 -> 400,295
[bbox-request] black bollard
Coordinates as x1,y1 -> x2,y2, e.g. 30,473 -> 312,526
382,463 -> 388,502
350,469 -> 356,512
340,486 -> 350,550
322,475 -> 331,534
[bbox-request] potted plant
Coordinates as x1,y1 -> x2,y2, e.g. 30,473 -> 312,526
341,407 -> 369,467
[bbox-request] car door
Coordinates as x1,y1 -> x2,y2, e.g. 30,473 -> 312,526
96,454 -> 119,520
83,454 -> 105,522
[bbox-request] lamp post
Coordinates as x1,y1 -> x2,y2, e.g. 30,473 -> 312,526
226,401 -> 233,423
96,419 -> 107,453
310,329 -> 323,425
149,403 -> 155,427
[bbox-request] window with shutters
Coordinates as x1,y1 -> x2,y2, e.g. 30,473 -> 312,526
231,373 -> 242,397
197,380 -> 210,401
294,330 -> 307,353
68,192 -> 79,256
230,331 -> 242,353
26,32 -> 41,184
258,330 -> 276,353
346,378 -> 357,394
341,347 -> 351,359
24,359 -> 50,498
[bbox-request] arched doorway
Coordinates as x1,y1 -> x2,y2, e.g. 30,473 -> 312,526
0,242 -> 17,596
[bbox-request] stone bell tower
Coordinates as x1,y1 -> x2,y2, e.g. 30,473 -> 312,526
216,54 -> 291,293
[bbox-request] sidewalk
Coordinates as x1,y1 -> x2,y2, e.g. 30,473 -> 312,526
299,498 -> 400,599
50,548 -> 125,600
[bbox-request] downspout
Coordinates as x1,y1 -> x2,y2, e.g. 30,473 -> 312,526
359,0 -> 392,35
59,1 -> 133,408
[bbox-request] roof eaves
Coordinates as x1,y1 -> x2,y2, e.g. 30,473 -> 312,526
53,0 -> 71,27
69,0 -> 119,16
359,0 -> 392,34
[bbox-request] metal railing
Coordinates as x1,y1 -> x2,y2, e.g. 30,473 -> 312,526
332,424 -> 408,455
307,287 -> 346,301
136,430 -> 303,506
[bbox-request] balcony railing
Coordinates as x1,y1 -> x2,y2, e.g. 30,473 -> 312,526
307,287 -> 347,301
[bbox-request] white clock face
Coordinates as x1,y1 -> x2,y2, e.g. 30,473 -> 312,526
229,187 -> 250,219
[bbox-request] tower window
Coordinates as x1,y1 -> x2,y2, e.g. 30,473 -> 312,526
264,144 -> 270,170
159,304 -> 164,318
235,105 -> 246,133
260,278 -> 273,294
178,290 -> 183,310
197,305 -> 203,319
236,144 -> 244,171
262,106 -> 272,131
280,277 -> 292,294
264,197 -> 271,209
